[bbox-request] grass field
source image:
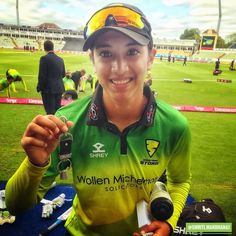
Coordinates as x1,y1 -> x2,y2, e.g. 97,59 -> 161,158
0,49 -> 236,233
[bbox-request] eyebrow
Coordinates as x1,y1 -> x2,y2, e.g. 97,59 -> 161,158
94,44 -> 111,49
94,41 -> 141,49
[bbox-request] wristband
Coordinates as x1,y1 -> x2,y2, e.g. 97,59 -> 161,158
29,158 -> 50,167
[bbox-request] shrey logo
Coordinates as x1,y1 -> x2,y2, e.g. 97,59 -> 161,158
92,143 -> 105,153
90,143 -> 108,158
146,139 -> 160,157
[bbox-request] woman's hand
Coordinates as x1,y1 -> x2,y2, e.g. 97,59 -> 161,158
133,220 -> 172,236
21,115 -> 73,166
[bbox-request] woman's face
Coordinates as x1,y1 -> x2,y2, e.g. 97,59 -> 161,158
90,31 -> 155,103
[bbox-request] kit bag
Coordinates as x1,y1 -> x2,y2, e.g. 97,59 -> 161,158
173,199 -> 226,235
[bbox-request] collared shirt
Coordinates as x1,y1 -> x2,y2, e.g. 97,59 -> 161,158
5,85 -> 191,236
86,84 -> 157,154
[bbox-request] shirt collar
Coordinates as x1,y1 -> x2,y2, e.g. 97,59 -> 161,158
87,84 -> 157,127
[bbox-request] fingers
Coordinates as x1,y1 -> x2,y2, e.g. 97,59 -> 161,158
66,120 -> 73,129
21,115 -> 73,165
133,233 -> 140,236
25,122 -> 54,140
22,115 -> 73,147
26,115 -> 69,137
21,136 -> 48,148
140,221 -> 171,236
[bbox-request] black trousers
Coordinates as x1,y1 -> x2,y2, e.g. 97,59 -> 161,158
41,93 -> 62,115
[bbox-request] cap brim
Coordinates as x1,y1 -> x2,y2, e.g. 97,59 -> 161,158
83,26 -> 150,51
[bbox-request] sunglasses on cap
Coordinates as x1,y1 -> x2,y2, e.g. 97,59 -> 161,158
83,3 -> 152,50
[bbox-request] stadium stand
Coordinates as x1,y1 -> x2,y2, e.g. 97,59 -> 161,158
0,36 -> 13,48
221,52 -> 236,60
153,38 -> 198,60
1,22 -> 236,60
62,37 -> 84,51
0,23 -> 83,51
191,50 -> 236,62
192,51 -> 224,60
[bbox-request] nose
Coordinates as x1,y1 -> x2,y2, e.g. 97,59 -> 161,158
111,58 -> 128,74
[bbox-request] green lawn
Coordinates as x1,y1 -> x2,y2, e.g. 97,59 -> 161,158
0,49 -> 235,233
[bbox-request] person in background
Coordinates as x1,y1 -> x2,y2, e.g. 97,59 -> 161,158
5,3 -> 191,236
213,58 -> 222,75
144,69 -> 157,97
167,53 -> 171,62
71,69 -> 86,91
37,40 -> 65,114
215,58 -> 220,70
172,56 -> 175,63
183,56 -> 187,66
62,70 -> 78,100
0,71 -> 14,97
144,69 -> 152,87
0,69 -> 28,97
229,59 -> 235,71
80,74 -> 98,93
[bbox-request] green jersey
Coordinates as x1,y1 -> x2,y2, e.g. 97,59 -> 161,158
6,85 -> 191,235
63,77 -> 76,91
0,79 -> 9,91
0,78 -> 10,97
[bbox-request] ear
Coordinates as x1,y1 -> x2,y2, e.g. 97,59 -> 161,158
147,48 -> 156,70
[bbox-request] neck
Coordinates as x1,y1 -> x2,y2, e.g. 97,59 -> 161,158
103,94 -> 147,131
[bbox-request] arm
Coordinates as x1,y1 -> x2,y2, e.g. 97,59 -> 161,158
10,82 -> 17,92
136,121 -> 191,236
13,75 -> 29,91
62,59 -> 66,78
5,115 -> 73,215
5,157 -> 50,215
166,124 -> 191,229
19,77 -> 29,91
7,86 -> 11,97
37,57 -> 47,92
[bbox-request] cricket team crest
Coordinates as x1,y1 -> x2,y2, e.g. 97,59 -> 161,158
145,139 -> 160,157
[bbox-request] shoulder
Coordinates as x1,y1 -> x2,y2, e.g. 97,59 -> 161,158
55,53 -> 64,63
156,99 -> 189,132
40,54 -> 47,61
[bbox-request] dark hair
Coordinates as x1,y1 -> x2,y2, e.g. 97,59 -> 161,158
6,69 -> 14,80
44,40 -> 54,51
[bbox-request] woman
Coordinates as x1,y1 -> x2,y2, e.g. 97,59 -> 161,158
5,3 -> 191,236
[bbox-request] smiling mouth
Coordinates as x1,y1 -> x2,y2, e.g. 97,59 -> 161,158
111,79 -> 131,85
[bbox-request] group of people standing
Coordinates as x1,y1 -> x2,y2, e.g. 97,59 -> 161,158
159,54 -> 187,65
37,40 -> 97,115
0,39 -> 97,115
213,58 -> 235,76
